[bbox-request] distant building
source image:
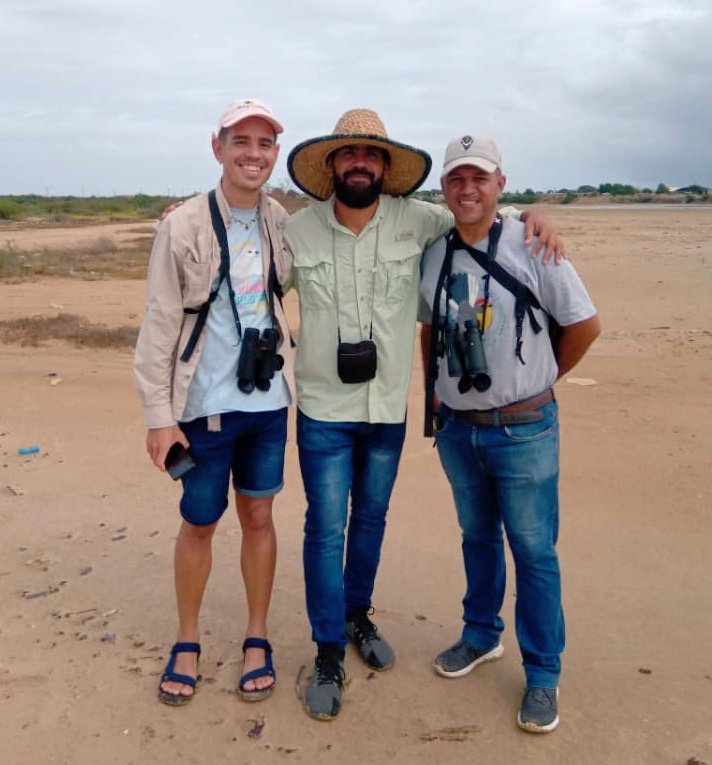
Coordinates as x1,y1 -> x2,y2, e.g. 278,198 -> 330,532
670,185 -> 709,194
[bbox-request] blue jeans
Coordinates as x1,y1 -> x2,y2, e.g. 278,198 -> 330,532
435,400 -> 564,688
297,410 -> 406,647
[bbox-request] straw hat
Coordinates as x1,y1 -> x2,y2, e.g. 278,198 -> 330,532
287,109 -> 432,200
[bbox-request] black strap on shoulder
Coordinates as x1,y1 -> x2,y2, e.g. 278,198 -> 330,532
179,190 -> 231,363
423,232 -> 457,437
207,189 -> 243,341
265,225 -> 281,315
451,227 -> 545,364
179,191 -> 292,362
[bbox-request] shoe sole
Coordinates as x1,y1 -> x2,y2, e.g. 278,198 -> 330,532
433,643 -> 504,678
158,675 -> 201,706
305,707 -> 340,721
158,672 -> 202,706
303,692 -> 342,721
517,687 -> 560,733
517,713 -> 560,733
237,683 -> 275,703
158,688 -> 195,706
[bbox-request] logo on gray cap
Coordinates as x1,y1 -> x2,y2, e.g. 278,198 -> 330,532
460,135 -> 473,150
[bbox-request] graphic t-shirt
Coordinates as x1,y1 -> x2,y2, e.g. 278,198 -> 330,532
182,206 -> 291,420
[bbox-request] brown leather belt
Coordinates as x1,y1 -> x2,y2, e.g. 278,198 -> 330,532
452,389 -> 554,427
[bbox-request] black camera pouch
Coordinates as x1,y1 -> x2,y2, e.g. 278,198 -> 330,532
337,339 -> 377,384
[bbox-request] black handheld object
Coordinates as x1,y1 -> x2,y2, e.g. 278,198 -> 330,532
255,327 -> 284,391
444,323 -> 463,378
237,327 -> 261,393
461,319 -> 491,392
237,327 -> 284,394
165,442 -> 196,481
337,339 -> 377,384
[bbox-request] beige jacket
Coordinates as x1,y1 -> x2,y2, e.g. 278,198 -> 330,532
133,183 -> 296,429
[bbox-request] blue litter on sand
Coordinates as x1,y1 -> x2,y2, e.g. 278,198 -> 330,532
18,446 -> 40,455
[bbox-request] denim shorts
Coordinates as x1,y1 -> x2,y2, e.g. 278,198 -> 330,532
178,408 -> 288,526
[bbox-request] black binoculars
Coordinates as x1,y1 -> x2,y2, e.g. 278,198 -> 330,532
237,327 -> 284,394
444,319 -> 491,393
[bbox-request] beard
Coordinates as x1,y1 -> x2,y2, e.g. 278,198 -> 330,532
333,170 -> 384,208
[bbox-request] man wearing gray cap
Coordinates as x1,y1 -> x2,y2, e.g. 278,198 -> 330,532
419,134 -> 601,733
134,99 -> 294,707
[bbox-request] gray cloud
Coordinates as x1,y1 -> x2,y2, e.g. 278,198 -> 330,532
1,0 -> 709,195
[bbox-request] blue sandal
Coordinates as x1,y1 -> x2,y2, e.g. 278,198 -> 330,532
158,642 -> 201,706
238,637 -> 276,702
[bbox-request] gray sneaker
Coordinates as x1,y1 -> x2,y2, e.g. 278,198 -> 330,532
304,646 -> 345,721
345,609 -> 395,671
517,687 -> 559,733
433,639 -> 504,678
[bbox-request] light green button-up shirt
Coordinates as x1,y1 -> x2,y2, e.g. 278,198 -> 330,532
283,194 -> 453,423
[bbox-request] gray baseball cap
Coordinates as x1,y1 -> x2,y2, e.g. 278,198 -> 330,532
441,134 -> 501,179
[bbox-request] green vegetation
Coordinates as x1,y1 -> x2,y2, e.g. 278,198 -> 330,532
0,194 -> 184,222
598,182 -> 637,196
500,188 -> 538,205
412,181 -> 710,205
0,179 -> 709,229
0,198 -> 24,220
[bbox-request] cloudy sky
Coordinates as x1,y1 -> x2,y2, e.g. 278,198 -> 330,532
1,0 -> 710,196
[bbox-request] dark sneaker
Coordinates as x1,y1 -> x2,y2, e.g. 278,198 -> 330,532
345,609 -> 395,671
304,645 -> 345,721
517,687 -> 559,733
433,639 -> 504,678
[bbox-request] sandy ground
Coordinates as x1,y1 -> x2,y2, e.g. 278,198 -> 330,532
1,207 -> 711,765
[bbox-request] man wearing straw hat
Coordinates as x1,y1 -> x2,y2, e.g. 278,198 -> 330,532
282,108 -> 562,720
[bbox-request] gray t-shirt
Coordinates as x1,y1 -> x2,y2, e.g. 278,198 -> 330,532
419,218 -> 596,409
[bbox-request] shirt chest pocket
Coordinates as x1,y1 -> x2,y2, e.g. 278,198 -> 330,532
295,256 -> 334,310
380,242 -> 422,299
181,255 -> 213,310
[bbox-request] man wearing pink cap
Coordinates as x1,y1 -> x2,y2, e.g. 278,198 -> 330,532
134,99 -> 295,706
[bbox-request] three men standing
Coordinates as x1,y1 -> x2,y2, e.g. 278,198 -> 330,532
134,101 -> 579,732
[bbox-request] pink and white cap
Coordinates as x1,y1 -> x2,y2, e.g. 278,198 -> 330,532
217,99 -> 283,135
